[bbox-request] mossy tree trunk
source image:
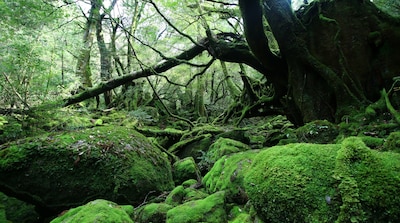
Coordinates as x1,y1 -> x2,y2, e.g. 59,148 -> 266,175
240,0 -> 400,124
75,2 -> 96,91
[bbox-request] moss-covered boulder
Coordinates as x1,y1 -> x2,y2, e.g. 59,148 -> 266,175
50,199 -> 133,223
165,183 -> 208,206
172,157 -> 201,185
244,137 -> 400,222
134,203 -> 173,223
203,150 -> 257,204
0,126 -> 174,216
166,191 -> 227,223
198,137 -> 251,172
294,119 -> 339,144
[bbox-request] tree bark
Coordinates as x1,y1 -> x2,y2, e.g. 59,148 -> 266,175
240,0 -> 400,124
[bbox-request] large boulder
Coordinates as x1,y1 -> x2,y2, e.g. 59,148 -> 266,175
244,137 -> 400,222
0,126 -> 174,217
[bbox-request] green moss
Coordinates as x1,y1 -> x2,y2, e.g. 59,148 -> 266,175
199,137 -> 250,171
181,179 -> 198,188
245,138 -> 400,222
50,199 -> 133,223
244,143 -> 341,223
135,203 -> 172,223
229,213 -> 253,223
358,136 -> 384,149
335,137 -> 400,222
334,138 -> 368,222
209,138 -> 250,162
0,126 -> 174,212
165,184 -> 208,206
165,186 -> 186,206
295,120 -> 339,143
383,131 -> 400,152
0,192 -> 38,223
172,157 -> 201,185
203,150 -> 257,204
183,187 -> 209,202
166,191 -> 227,223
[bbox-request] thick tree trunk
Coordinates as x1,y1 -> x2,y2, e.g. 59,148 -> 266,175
240,0 -> 400,124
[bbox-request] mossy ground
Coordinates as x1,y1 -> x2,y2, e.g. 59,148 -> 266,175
2,107 -> 400,222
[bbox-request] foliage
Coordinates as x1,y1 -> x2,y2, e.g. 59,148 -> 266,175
0,0 -> 69,108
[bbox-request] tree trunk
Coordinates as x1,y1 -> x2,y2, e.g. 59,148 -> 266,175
93,0 -> 113,107
241,0 -> 400,124
75,3 -> 96,91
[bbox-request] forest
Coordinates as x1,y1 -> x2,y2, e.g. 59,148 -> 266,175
1,0 -> 400,222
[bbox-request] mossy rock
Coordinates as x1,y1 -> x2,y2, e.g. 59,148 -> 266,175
0,126 -> 174,216
203,150 -> 258,204
244,137 -> 400,222
382,131 -> 400,152
229,213 -> 253,223
135,203 -> 173,223
199,137 -> 250,172
165,185 -> 186,206
172,157 -> 201,185
50,199 -> 133,223
295,119 -> 339,143
165,184 -> 208,206
0,192 -> 38,223
166,191 -> 227,223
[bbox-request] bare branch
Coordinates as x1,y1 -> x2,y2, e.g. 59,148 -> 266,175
148,0 -> 203,47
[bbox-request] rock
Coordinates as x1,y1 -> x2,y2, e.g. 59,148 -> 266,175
165,184 -> 208,206
50,199 -> 133,223
0,126 -> 174,216
294,119 -> 339,143
203,150 -> 257,204
135,203 -> 173,223
198,137 -> 251,172
244,137 -> 400,222
172,157 -> 201,185
166,191 -> 227,223
0,192 -> 38,223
